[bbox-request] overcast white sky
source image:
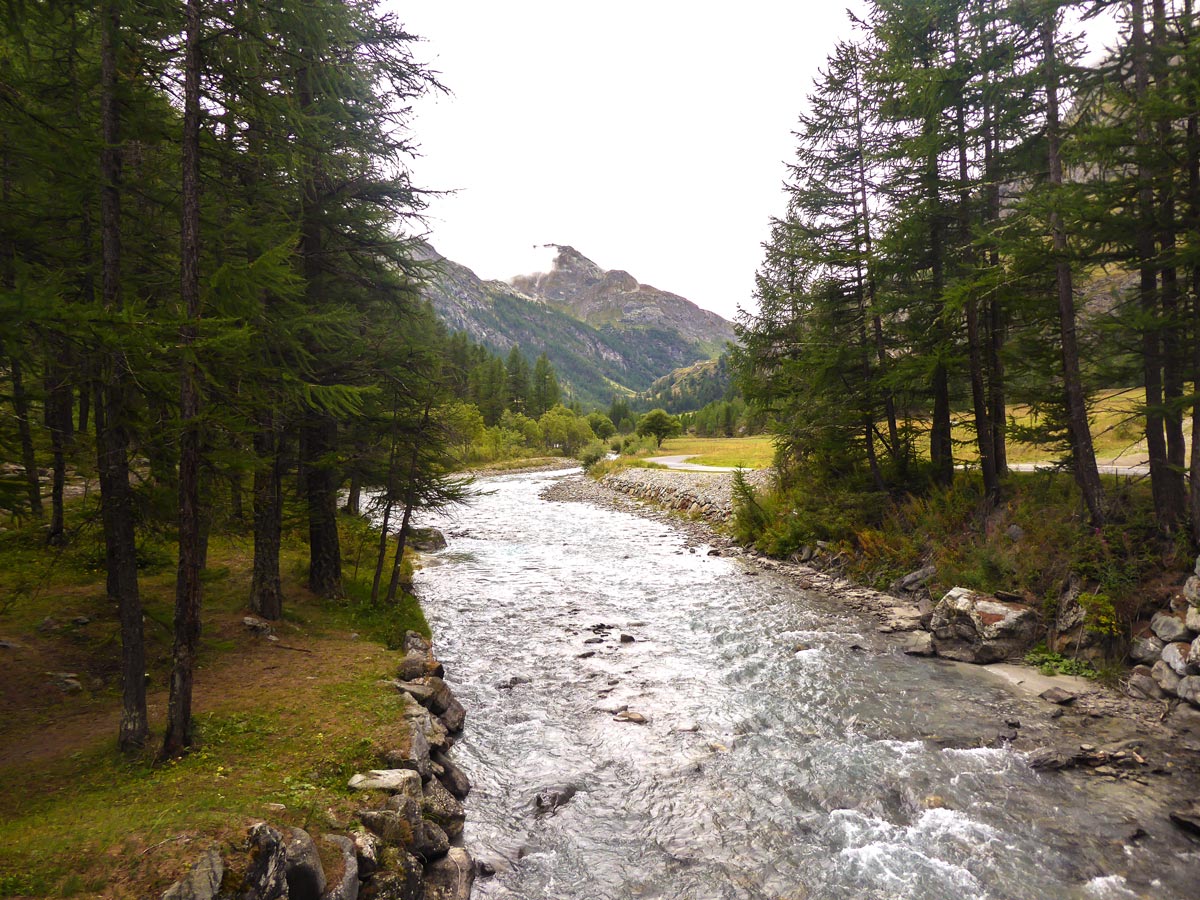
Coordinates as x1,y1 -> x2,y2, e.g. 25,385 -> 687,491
390,2 -> 1119,322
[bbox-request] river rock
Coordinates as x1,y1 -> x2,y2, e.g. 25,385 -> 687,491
1186,606 -> 1200,633
534,783 -> 578,813
421,777 -> 466,838
1151,611 -> 1190,643
1039,687 -> 1077,705
403,631 -> 431,654
1152,659 -> 1182,696
614,710 -> 648,724
1161,642 -> 1196,677
890,565 -> 936,594
282,827 -> 326,900
431,749 -> 471,800
424,847 -> 475,900
161,848 -> 223,900
1177,676 -> 1200,707
381,727 -> 432,781
901,632 -> 934,656
367,851 -> 424,900
401,697 -> 449,751
1184,575 -> 1200,605
240,824 -> 289,900
439,696 -> 466,734
360,802 -> 450,861
397,653 -> 441,682
1129,635 -> 1164,664
350,829 -> 382,877
1126,665 -> 1165,700
320,835 -> 358,900
929,587 -> 1038,664
393,678 -> 437,705
348,769 -> 422,798
409,527 -> 447,552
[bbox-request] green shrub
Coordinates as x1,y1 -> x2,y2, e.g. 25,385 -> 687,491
578,440 -> 609,470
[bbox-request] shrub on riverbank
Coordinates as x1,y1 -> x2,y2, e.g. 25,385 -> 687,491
732,468 -> 1188,645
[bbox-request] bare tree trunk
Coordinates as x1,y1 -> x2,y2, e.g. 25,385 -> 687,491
387,404 -> 431,603
1042,13 -> 1105,525
163,0 -> 204,758
98,0 -> 147,751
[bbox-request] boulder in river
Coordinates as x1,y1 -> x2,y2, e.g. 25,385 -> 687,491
1126,665 -> 1165,701
432,749 -> 472,800
421,777 -> 466,838
424,847 -> 475,900
534,783 -> 578,814
409,527 -> 448,552
929,587 -> 1038,664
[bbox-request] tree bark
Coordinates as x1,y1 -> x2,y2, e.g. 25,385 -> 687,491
1132,0 -> 1176,530
98,0 -> 147,751
304,416 -> 343,598
250,419 -> 284,619
1042,13 -> 1105,525
1152,0 -> 1188,526
163,0 -> 204,758
1185,0 -> 1200,546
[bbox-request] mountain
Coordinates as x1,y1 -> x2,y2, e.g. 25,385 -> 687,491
511,244 -> 735,356
638,357 -> 733,414
417,242 -> 735,408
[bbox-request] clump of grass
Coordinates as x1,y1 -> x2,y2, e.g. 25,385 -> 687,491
1024,644 -> 1099,679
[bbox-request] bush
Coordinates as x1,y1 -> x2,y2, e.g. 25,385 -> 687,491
578,440 -> 608,470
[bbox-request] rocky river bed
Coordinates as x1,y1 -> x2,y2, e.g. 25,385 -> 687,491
412,466 -> 1200,900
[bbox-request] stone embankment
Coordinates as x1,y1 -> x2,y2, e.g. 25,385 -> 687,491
161,630 -> 475,900
596,466 -> 772,523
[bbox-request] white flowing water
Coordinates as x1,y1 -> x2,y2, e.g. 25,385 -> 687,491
413,470 -> 1196,899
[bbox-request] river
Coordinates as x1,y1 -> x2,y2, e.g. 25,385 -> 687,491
413,469 -> 1197,900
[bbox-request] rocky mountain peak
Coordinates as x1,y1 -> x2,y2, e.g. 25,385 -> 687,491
510,245 -> 734,352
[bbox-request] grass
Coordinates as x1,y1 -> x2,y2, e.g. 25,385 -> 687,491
655,435 -> 777,469
586,457 -> 667,479
0,499 -> 429,899
948,387 -> 1194,467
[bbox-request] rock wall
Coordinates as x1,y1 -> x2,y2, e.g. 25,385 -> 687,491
599,467 -> 772,523
160,630 -> 476,900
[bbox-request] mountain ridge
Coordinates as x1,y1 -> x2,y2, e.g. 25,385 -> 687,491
416,242 -> 735,408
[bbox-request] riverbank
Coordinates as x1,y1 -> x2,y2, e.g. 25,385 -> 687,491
0,504 -> 479,899
541,469 -> 1200,845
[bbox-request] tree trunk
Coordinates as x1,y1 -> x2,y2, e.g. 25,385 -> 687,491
924,96 -> 952,487
1042,13 -> 1105,525
304,416 -> 343,598
1131,0 -> 1176,530
1185,0 -> 1200,546
1152,0 -> 1188,526
371,496 -> 394,603
250,420 -> 284,619
46,366 -> 70,543
346,472 -> 361,516
952,26 -> 998,503
9,358 -> 42,518
97,0 -> 147,752
164,0 -> 204,758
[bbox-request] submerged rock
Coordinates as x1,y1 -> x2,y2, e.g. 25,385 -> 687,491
534,783 -> 578,814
